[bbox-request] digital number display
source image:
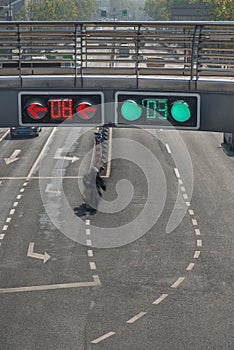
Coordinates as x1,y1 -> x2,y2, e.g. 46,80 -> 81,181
19,92 -> 104,126
116,92 -> 200,129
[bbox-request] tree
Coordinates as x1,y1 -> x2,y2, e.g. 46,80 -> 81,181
16,0 -> 97,21
144,0 -> 173,20
190,0 -> 234,20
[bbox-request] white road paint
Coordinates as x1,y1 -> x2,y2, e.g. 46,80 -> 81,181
0,180 -> 3,186
85,220 -> 90,225
127,311 -> 147,324
171,277 -> 185,289
0,129 -> 9,143
165,143 -> 171,154
103,127 -> 112,179
2,225 -> 8,231
88,250 -> 93,257
6,218 -> 11,223
45,184 -> 61,196
0,176 -> 83,180
0,275 -> 101,294
174,168 -> 180,179
185,202 -> 191,206
91,331 -> 115,344
183,193 -> 188,200
27,242 -> 50,263
186,263 -> 195,271
86,240 -> 92,246
4,149 -> 21,165
27,128 -> 57,179
192,219 -> 198,226
13,202 -> 18,207
17,195 -> 22,200
0,234 -> 5,240
178,179 -> 183,185
9,209 -> 15,215
20,188 -> 25,193
188,209 -> 194,215
23,182 -> 28,186
194,251 -> 201,258
54,148 -> 79,163
89,262 -> 96,270
195,229 -> 201,236
85,229 -> 91,236
152,294 -> 168,305
197,239 -> 202,247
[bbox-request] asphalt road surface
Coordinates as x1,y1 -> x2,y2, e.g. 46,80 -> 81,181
0,127 -> 233,350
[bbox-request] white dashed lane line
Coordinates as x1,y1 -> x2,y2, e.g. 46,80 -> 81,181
91,332 -> 116,344
152,294 -> 169,305
126,312 -> 147,324
194,251 -> 201,258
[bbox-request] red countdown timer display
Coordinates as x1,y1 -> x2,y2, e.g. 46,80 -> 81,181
18,92 -> 104,126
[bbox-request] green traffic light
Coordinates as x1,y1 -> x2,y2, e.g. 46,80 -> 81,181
121,100 -> 142,121
171,101 -> 191,123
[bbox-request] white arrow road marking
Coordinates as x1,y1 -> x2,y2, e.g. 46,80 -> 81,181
54,148 -> 79,163
27,242 -> 51,263
45,184 -> 61,196
4,149 -> 21,165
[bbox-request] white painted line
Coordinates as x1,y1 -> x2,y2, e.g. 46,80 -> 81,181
0,129 -> 9,143
178,179 -> 183,185
195,229 -> 201,236
197,239 -> 202,247
186,202 -> 191,206
85,229 -> 91,236
174,168 -> 180,179
90,262 -> 96,270
20,188 -> 25,193
152,294 -> 168,305
85,220 -> 90,225
165,143 -> 171,154
0,180 -> 3,186
104,128 -> 112,179
23,182 -> 28,186
13,202 -> 18,207
186,263 -> 195,271
86,240 -> 92,246
0,176 -> 83,180
188,209 -> 194,215
192,219 -> 198,226
27,128 -> 57,179
127,311 -> 147,324
2,225 -> 8,231
194,251 -> 201,259
9,209 -> 15,215
183,193 -> 188,200
0,234 -> 5,240
0,275 -> 101,294
181,186 -> 186,192
6,218 -> 11,223
171,277 -> 185,289
88,250 -> 93,257
17,195 -> 22,200
91,331 -> 115,344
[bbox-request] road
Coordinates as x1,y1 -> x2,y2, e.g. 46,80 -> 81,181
0,127 -> 233,350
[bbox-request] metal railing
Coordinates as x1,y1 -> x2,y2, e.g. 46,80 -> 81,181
0,21 -> 233,80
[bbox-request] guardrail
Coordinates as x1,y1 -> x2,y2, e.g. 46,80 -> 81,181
0,21 -> 233,83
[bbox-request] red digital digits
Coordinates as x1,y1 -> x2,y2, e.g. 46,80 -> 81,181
49,99 -> 73,119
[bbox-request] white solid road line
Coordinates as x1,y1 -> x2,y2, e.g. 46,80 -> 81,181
0,275 -> 101,294
127,311 -> 147,324
103,127 -> 112,178
27,128 -> 57,179
91,331 -> 116,344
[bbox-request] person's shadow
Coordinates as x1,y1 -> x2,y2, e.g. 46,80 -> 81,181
74,203 -> 97,217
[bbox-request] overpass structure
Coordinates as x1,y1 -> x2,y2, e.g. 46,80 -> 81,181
0,21 -> 233,131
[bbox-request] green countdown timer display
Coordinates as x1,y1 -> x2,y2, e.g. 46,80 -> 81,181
116,92 -> 200,129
